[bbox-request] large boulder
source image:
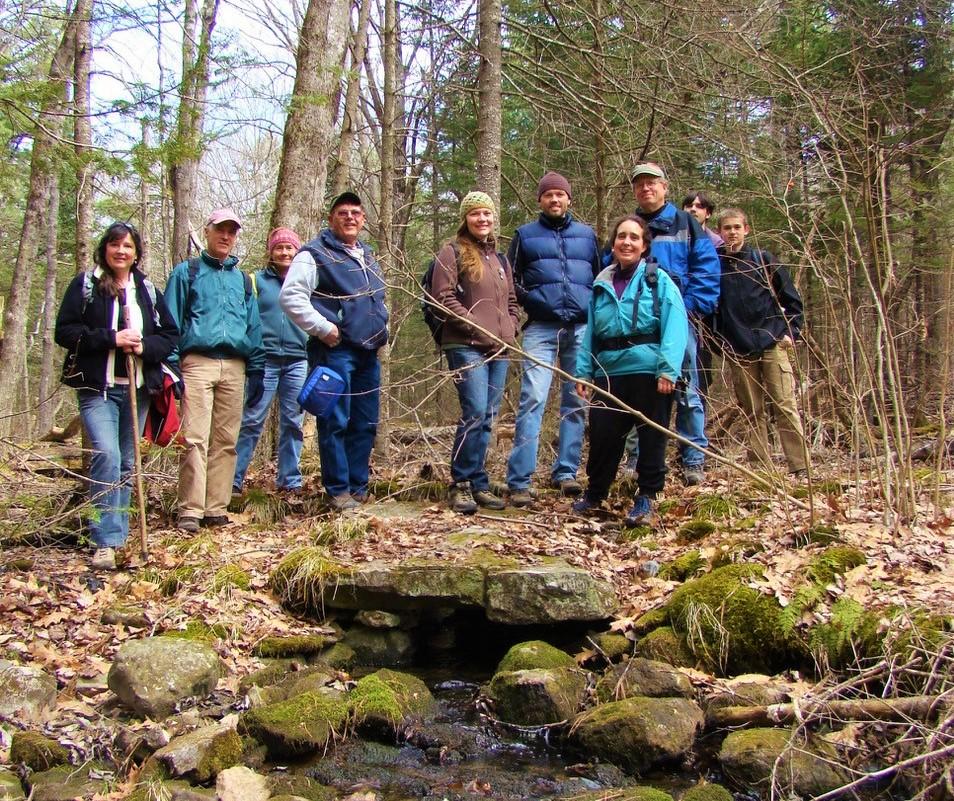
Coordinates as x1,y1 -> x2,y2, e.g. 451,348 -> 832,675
107,638 -> 223,720
718,727 -> 851,798
570,696 -> 704,775
0,661 -> 57,722
485,565 -> 617,623
152,723 -> 243,782
488,667 -> 587,725
0,768 -> 24,801
595,659 -> 693,702
343,625 -> 414,666
215,766 -> 269,801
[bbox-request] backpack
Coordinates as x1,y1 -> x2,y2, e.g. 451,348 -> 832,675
186,256 -> 254,301
420,243 -> 461,346
634,258 -> 661,322
81,270 -> 161,326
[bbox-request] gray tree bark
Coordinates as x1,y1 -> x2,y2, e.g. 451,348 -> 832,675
37,181 -> 62,437
476,0 -> 502,208
270,0 -> 350,233
73,0 -> 93,273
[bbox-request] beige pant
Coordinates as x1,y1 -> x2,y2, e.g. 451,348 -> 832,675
178,354 -> 246,518
730,345 -> 807,473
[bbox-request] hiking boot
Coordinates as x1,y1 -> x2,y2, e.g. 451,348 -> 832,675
201,515 -> 230,528
551,478 -> 583,497
329,494 -> 360,512
509,488 -> 535,508
473,489 -> 506,510
177,515 -> 201,533
571,496 -> 601,515
448,483 -> 477,515
91,547 -> 116,570
683,466 -> 705,486
626,495 -> 654,527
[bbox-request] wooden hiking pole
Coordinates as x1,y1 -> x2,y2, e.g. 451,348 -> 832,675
123,303 -> 148,561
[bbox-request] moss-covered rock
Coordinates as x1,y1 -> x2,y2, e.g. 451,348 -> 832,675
488,667 -> 586,725
807,545 -> 866,585
570,696 -> 704,775
10,731 -> 69,771
572,789 -> 674,801
252,635 -> 331,658
269,547 -> 346,614
681,782 -> 733,801
588,631 -> 632,663
123,777 -> 194,801
631,607 -> 669,635
162,620 -> 232,643
344,625 -> 414,666
595,659 -> 693,702
495,640 -> 576,673
238,661 -> 295,694
153,724 -> 243,782
257,664 -> 340,705
349,668 -> 436,736
0,768 -> 24,801
667,564 -> 806,675
27,763 -> 113,801
634,627 -> 695,668
211,565 -> 251,592
659,550 -> 706,581
239,691 -> 350,758
316,642 -> 355,669
718,727 -> 851,797
676,520 -> 716,544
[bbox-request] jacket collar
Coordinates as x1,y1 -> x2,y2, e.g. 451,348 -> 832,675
537,211 -> 573,231
640,202 -> 677,231
200,250 -> 239,270
320,228 -> 368,256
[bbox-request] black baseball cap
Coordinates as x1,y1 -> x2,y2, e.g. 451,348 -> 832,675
330,191 -> 362,211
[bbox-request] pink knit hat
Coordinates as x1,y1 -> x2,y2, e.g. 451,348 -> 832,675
267,227 -> 301,252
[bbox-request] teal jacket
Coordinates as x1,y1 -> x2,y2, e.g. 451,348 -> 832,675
576,260 -> 688,383
164,251 -> 265,372
253,266 -> 308,360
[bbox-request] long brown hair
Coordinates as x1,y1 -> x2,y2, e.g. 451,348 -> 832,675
452,220 -> 497,283
93,222 -> 144,298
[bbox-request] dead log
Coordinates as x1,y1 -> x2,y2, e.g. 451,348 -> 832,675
40,415 -> 83,442
707,694 -> 947,730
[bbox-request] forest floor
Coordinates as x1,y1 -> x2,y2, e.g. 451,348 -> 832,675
0,433 -> 952,777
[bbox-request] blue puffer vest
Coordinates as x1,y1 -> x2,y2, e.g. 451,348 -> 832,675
509,212 -> 600,324
300,229 -> 389,351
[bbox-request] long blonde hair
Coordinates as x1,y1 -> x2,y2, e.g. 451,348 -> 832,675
452,221 -> 496,284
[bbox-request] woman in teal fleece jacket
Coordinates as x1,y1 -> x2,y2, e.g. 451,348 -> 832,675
574,215 -> 688,525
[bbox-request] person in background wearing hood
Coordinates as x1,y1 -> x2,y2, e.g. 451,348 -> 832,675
232,227 -> 308,495
280,192 -> 389,512
574,215 -> 688,526
55,222 -> 179,569
505,172 -> 600,507
430,191 -> 520,514
164,208 -> 265,533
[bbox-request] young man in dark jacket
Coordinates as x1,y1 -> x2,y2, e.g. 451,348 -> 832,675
506,172 -> 601,506
164,208 -> 265,532
279,192 -> 389,511
716,208 -> 807,475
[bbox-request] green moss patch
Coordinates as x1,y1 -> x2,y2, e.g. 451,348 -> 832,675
349,668 -> 436,732
682,783 -> 733,801
677,520 -> 716,544
253,634 -> 330,658
162,620 -> 232,643
495,640 -> 576,673
10,730 -> 69,771
269,547 -> 347,614
211,564 -> 251,592
240,691 -> 350,758
806,545 -> 866,585
659,550 -> 706,581
691,494 -> 738,520
634,627 -> 695,668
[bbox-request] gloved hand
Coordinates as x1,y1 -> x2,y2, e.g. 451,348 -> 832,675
245,370 -> 265,408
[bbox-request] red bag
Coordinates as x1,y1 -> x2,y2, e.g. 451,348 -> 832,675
144,370 -> 183,447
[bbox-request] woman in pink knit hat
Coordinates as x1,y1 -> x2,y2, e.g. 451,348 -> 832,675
232,227 -> 309,494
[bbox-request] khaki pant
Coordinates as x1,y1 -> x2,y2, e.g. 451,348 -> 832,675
178,354 -> 246,518
730,345 -> 807,473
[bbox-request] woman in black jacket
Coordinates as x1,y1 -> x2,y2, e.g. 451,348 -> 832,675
55,222 -> 179,569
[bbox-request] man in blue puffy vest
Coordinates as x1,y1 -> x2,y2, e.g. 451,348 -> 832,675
505,172 -> 601,506
280,192 -> 389,511
629,163 -> 721,485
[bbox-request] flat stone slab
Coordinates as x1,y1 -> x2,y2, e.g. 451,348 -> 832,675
280,554 -> 617,625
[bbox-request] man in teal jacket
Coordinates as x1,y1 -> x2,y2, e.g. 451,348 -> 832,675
164,208 -> 265,532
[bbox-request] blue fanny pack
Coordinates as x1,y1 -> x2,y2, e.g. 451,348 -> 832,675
297,365 -> 345,419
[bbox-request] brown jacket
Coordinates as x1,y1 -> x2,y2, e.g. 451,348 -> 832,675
431,239 -> 520,352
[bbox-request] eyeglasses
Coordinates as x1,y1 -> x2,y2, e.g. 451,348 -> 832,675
334,209 -> 364,218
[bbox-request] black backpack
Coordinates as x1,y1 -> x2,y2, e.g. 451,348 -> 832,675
420,243 -> 460,346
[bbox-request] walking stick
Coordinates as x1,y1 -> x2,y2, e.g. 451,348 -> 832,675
123,304 -> 149,561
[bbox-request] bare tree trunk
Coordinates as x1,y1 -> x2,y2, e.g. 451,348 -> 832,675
271,0 -> 350,233
37,181 -> 62,436
329,0 -> 372,199
0,15 -> 75,440
139,120 -> 153,276
73,0 -> 93,273
476,0 -> 502,207
169,0 -> 220,264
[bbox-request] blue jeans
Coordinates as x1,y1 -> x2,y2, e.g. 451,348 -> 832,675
312,344 -> 380,498
626,322 -> 708,468
445,347 -> 509,492
506,321 -> 586,489
233,357 -> 307,490
78,386 -> 147,547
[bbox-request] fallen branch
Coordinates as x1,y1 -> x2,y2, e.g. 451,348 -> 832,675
707,694 -> 949,730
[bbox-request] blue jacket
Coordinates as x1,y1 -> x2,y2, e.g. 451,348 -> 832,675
603,203 -> 720,317
299,229 -> 389,351
164,251 -> 264,372
576,260 -> 688,383
508,212 -> 600,324
252,266 -> 308,360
